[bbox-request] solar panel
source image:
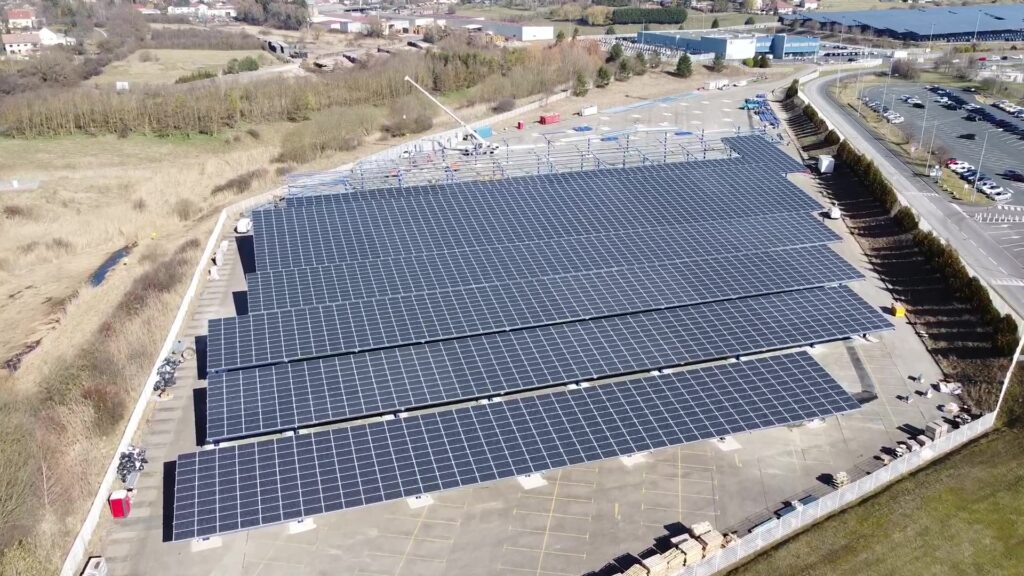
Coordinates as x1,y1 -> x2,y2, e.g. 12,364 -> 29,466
174,351 -> 859,541
252,157 -> 822,272
246,212 -> 839,313
722,135 -> 806,172
205,285 -> 890,442
207,244 -> 862,372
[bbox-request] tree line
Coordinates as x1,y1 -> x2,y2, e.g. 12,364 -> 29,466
834,139 -> 1019,356
0,41 -> 602,138
612,7 -> 687,25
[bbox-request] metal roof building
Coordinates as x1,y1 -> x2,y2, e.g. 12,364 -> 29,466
781,4 -> 1024,42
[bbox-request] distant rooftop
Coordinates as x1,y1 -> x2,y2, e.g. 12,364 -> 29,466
785,4 -> 1024,36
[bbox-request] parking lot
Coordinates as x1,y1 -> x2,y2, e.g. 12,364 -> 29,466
859,82 -> 1024,204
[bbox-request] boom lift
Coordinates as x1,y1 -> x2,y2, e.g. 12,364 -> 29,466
404,76 -> 501,156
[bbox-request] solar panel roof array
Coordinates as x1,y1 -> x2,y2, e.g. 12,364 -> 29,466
175,351 -> 859,541
252,156 -> 819,272
209,244 -> 862,372
246,212 -> 839,313
180,135 -> 892,540
207,285 -> 890,442
787,5 -> 1024,37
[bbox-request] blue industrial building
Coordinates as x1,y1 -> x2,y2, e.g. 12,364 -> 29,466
781,4 -> 1024,43
636,30 -> 820,60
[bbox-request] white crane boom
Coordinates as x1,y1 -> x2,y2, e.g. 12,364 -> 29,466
404,75 -> 489,146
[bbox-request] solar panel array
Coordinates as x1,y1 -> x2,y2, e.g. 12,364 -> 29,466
246,213 -> 838,314
252,158 -> 821,272
209,244 -> 861,372
182,135 -> 892,540
175,351 -> 859,541
206,285 -> 890,442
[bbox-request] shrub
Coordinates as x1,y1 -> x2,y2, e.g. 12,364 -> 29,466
211,168 -> 269,196
893,206 -> 918,232
276,107 -> 375,164
172,198 -> 199,220
823,129 -> 841,146
711,54 -> 725,72
572,71 -> 589,97
785,79 -> 799,99
632,53 -> 647,75
492,98 -> 516,113
615,58 -> 632,81
595,65 -> 612,87
382,95 -> 434,137
224,56 -> 260,75
174,69 -> 217,84
743,57 -> 755,67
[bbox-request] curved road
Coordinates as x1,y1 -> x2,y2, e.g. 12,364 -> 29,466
804,72 -> 1024,317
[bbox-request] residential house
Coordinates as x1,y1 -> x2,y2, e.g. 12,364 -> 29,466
5,7 -> 37,29
167,3 -> 236,19
1,32 -> 39,55
38,26 -> 75,46
768,0 -> 795,14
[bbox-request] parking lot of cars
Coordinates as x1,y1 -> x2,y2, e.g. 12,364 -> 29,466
859,82 -> 1024,205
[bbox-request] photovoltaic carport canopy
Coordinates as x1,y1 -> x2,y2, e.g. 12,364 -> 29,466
251,148 -> 816,272
207,244 -> 862,372
245,212 -> 839,314
174,351 -> 860,541
205,285 -> 890,442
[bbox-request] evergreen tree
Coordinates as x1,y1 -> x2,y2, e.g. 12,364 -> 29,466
555,29 -> 566,44
609,42 -> 624,62
633,52 -> 647,75
595,65 -> 612,87
711,17 -> 720,29
572,71 -> 589,96
675,53 -> 692,77
615,58 -> 632,80
712,53 -> 725,72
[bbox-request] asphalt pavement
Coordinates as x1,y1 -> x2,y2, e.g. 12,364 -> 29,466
804,72 -> 1024,318
858,82 -> 1024,203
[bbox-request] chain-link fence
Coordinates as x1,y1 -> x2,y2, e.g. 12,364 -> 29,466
665,412 -> 996,576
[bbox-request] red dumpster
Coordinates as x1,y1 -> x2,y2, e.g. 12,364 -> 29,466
539,113 -> 560,125
109,489 -> 132,519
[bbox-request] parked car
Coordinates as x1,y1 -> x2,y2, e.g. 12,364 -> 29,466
1003,169 -> 1024,182
966,114 -> 979,122
960,133 -> 977,140
989,190 -> 1013,202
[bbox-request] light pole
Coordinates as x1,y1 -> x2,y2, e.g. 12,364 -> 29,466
973,128 -> 1003,201
880,58 -> 896,118
925,122 -> 937,176
918,96 -> 929,156
855,72 -> 864,116
972,12 -> 981,45
928,22 -> 935,52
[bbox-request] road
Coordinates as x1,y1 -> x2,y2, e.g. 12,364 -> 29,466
804,72 -> 1024,317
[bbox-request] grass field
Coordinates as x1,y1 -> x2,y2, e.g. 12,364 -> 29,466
90,49 -> 272,86
727,428 -> 1024,576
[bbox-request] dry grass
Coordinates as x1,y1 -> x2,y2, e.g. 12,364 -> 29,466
0,126 -> 295,574
90,49 -> 272,86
